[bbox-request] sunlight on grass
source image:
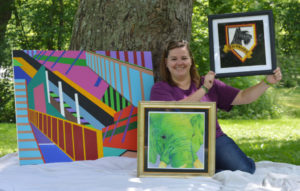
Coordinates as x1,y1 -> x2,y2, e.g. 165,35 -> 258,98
220,118 -> 300,165
0,123 -> 17,157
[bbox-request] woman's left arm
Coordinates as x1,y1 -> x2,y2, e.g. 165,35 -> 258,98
231,67 -> 282,105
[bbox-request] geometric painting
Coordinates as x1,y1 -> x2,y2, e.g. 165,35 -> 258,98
12,50 -> 154,165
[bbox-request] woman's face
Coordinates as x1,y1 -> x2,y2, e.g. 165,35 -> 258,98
166,46 -> 192,81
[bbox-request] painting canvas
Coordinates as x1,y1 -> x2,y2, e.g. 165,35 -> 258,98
208,10 -> 276,78
137,101 -> 216,177
12,50 -> 154,165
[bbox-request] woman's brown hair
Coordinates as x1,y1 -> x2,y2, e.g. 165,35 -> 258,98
159,40 -> 200,87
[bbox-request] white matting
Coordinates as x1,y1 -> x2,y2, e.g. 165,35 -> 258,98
0,153 -> 299,191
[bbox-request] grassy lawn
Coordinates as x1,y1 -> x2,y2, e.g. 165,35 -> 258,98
0,123 -> 17,157
221,86 -> 300,165
220,118 -> 300,165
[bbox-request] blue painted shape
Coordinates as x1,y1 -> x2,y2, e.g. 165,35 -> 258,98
15,91 -> 26,96
18,141 -> 38,149
39,144 -> 73,163
94,77 -> 102,87
51,50 -> 66,68
42,50 -> 55,65
121,65 -> 130,101
16,110 -> 28,115
19,151 -> 42,158
15,97 -> 27,102
129,68 -> 141,106
31,123 -> 52,144
33,50 -> 43,59
16,117 -> 29,123
13,67 -> 31,83
36,51 -> 47,60
142,73 -> 154,101
103,147 -> 126,157
16,104 -> 27,108
97,57 -> 101,75
15,85 -> 26,89
101,58 -> 105,80
65,50 -> 83,75
17,125 -> 32,131
91,54 -> 95,71
115,62 -> 121,93
105,59 -> 110,84
20,159 -> 44,165
14,79 -> 26,83
110,61 -> 115,88
18,133 -> 35,139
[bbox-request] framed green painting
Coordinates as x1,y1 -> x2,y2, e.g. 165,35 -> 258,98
137,101 -> 216,177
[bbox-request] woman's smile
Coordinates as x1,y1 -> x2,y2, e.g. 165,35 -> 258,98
166,46 -> 192,80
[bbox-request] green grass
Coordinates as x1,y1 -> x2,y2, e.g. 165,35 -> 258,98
220,86 -> 300,165
0,123 -> 17,157
220,118 -> 300,165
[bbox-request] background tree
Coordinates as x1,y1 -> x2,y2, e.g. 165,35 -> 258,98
70,0 -> 193,79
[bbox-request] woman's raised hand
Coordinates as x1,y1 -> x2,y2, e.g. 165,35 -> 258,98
204,71 -> 216,89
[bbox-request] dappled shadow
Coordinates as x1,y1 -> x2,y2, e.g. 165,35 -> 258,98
234,137 -> 300,165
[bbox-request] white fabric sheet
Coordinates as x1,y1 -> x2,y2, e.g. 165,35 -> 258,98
0,153 -> 299,191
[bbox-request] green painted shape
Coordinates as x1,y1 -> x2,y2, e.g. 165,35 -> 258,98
50,93 -> 58,98
116,91 -> 120,112
13,59 -> 22,66
103,120 -> 137,138
109,86 -> 115,111
104,89 -> 109,106
26,65 -> 65,120
38,56 -> 86,66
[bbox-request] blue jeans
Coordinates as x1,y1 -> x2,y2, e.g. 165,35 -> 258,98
215,134 -> 255,174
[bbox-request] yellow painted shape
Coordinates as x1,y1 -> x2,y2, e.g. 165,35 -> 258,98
53,71 -> 116,117
14,57 -> 37,78
96,130 -> 104,158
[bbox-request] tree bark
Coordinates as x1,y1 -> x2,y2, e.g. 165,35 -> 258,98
70,0 -> 193,79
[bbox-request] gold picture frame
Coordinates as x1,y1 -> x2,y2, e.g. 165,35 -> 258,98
137,101 -> 216,177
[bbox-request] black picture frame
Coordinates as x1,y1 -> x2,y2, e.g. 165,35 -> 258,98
208,10 -> 276,78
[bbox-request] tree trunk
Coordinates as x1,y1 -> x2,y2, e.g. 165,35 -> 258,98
69,0 -> 193,79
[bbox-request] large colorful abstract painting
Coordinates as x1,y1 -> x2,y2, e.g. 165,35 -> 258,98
12,50 -> 154,165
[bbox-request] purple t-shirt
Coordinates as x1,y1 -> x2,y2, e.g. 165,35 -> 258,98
150,78 -> 240,138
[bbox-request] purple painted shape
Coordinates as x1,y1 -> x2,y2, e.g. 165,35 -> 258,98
43,62 -> 109,100
96,51 -> 106,56
52,51 -> 66,57
136,51 -> 142,67
80,119 -> 88,123
66,108 -> 76,113
128,51 -> 134,64
103,126 -> 110,142
54,98 -> 60,102
110,51 -> 117,59
31,123 -> 52,144
109,110 -> 123,142
63,51 -> 86,59
119,51 -> 125,62
122,106 -> 134,143
144,51 -> 153,70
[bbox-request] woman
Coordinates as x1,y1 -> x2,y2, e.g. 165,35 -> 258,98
150,40 -> 282,174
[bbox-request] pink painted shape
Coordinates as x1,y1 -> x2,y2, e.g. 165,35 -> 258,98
43,62 -> 108,100
34,83 -> 47,113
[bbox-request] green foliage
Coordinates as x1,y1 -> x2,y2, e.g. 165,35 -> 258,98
0,78 -> 15,123
6,0 -> 78,50
191,0 -> 299,119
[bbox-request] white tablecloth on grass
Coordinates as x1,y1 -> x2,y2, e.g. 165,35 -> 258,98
0,153 -> 299,191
